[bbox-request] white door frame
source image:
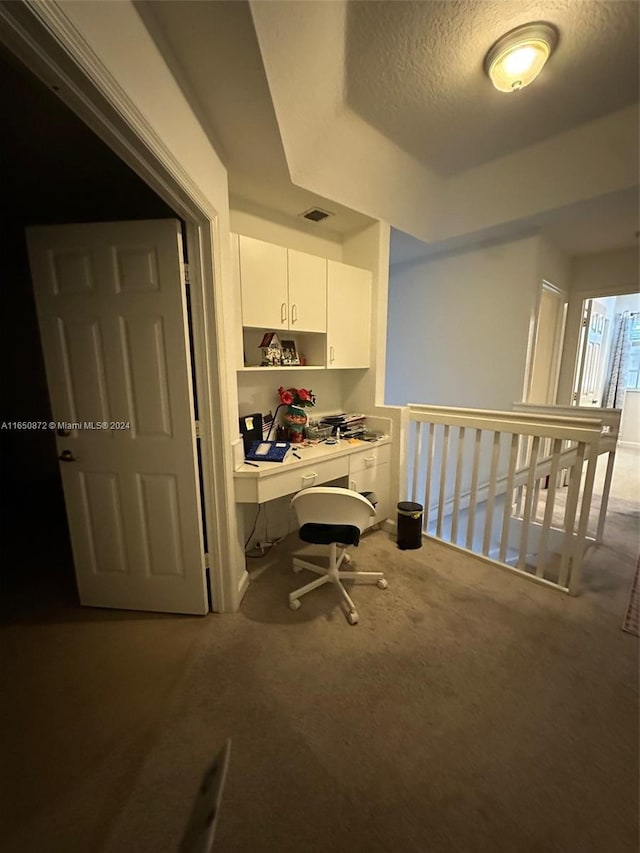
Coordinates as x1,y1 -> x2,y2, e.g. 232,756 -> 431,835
0,1 -> 244,612
524,279 -> 567,404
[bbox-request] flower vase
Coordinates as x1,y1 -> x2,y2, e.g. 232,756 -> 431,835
283,404 -> 307,443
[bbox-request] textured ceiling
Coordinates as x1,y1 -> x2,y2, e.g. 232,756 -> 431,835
138,0 -> 638,253
135,0 -> 374,236
345,0 -> 639,175
390,186 -> 640,265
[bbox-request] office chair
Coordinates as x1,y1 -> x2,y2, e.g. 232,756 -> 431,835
289,487 -> 388,625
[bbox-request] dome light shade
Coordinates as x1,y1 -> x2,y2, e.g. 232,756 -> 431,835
485,22 -> 558,93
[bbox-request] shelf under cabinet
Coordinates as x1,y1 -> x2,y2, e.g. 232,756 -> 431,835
238,365 -> 326,372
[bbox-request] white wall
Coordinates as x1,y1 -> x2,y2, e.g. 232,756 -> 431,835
620,390 -> 640,446
538,237 -> 569,292
386,236 -> 540,410
557,247 -> 639,403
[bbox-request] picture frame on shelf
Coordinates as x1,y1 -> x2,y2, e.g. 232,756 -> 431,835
281,339 -> 300,365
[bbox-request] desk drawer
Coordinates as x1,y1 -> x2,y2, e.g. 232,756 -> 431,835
349,443 -> 391,474
258,456 -> 349,503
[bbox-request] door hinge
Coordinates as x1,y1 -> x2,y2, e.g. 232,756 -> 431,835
195,420 -> 200,438
204,552 -> 209,569
183,263 -> 190,285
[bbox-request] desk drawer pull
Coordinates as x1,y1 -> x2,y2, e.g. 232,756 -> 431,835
364,455 -> 376,465
301,472 -> 318,488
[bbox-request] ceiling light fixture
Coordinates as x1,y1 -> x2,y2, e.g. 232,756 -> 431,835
484,22 -> 558,93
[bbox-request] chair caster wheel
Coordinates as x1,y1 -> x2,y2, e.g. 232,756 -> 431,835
377,578 -> 389,590
347,610 -> 359,625
342,553 -> 352,565
289,599 -> 301,611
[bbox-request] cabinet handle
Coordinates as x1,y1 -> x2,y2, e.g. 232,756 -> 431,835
291,303 -> 298,324
281,302 -> 287,323
329,345 -> 335,363
301,472 -> 317,487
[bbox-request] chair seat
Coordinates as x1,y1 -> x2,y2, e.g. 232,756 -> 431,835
299,522 -> 360,546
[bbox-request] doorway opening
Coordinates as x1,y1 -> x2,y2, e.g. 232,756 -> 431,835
0,44 -> 207,617
571,291 -> 640,542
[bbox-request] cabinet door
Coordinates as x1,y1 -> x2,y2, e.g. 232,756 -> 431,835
238,235 -> 288,329
287,249 -> 327,332
350,463 -> 391,526
327,260 -> 371,368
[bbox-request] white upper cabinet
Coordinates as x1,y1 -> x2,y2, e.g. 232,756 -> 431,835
287,249 -> 327,333
326,260 -> 372,368
238,235 -> 288,329
238,235 -> 327,332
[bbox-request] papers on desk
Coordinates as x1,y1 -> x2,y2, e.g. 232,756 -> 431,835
319,412 -> 367,439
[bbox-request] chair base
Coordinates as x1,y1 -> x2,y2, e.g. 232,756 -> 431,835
289,544 -> 388,625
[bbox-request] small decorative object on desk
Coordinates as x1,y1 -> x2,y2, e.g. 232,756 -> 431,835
281,339 -> 300,365
278,385 -> 315,443
259,332 -> 282,366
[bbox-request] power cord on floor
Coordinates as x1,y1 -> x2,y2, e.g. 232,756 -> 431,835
244,502 -> 285,558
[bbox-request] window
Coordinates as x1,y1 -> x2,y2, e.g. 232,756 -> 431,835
625,313 -> 640,390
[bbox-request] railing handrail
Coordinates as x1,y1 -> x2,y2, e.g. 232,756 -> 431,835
512,402 -> 622,437
406,403 -> 603,443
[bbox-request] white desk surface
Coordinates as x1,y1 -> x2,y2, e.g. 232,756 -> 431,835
234,436 -> 391,504
234,436 -> 390,480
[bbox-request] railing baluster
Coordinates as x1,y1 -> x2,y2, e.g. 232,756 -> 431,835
536,437 -> 562,579
436,424 -> 450,538
596,449 -> 616,544
451,426 -> 465,545
499,432 -> 519,563
517,434 -> 541,570
411,420 -> 423,503
568,443 -> 599,594
558,441 -> 586,588
482,431 -> 501,555
422,422 -> 435,533
466,428 -> 482,550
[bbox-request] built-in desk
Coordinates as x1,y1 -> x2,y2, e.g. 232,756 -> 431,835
234,438 -> 391,508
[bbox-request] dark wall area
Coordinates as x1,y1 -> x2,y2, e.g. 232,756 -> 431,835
0,45 -> 177,588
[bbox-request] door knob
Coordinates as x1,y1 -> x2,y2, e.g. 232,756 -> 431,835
58,450 -> 77,462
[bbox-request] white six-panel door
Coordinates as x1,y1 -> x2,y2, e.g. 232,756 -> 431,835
26,220 -> 208,614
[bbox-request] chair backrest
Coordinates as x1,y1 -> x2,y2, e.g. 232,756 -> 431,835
291,487 -> 376,532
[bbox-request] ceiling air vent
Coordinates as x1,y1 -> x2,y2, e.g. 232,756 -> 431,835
301,207 -> 333,223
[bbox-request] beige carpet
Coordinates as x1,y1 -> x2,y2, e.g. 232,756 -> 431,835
623,557 -> 640,636
101,521 -> 639,853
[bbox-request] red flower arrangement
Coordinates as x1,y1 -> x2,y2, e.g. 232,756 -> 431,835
277,386 -> 316,407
